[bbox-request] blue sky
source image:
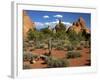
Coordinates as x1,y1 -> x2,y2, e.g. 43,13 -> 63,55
24,10 -> 91,30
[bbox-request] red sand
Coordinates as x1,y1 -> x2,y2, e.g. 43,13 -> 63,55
24,47 -> 90,69
69,48 -> 90,67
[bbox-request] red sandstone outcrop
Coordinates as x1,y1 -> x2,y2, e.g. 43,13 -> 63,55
23,11 -> 35,37
67,17 -> 90,34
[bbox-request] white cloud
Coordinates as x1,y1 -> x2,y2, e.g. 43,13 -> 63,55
35,22 -> 44,26
49,22 -> 57,28
62,22 -> 72,27
35,21 -> 72,30
55,19 -> 59,23
53,14 -> 63,18
35,22 -> 45,29
44,22 -> 50,25
43,15 -> 49,18
44,21 -> 72,28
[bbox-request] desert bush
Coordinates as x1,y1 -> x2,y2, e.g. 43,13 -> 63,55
23,64 -> 31,69
45,56 -> 69,68
39,55 -> 49,62
39,45 -> 44,49
52,42 -> 58,48
66,51 -> 81,59
44,52 -> 50,56
80,41 -> 86,46
23,53 -> 29,61
56,46 -> 64,50
23,52 -> 38,61
29,47 -> 35,51
84,45 -> 89,48
80,41 -> 90,48
27,29 -> 44,41
66,45 -> 74,51
43,44 -> 48,49
76,46 -> 82,50
84,41 -> 90,48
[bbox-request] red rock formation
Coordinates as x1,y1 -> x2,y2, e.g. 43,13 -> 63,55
78,17 -> 86,28
23,11 -> 35,38
67,17 -> 90,34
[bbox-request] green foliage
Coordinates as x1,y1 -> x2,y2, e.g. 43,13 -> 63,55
66,45 -> 74,51
78,31 -> 86,41
84,45 -> 89,48
27,29 -> 44,41
80,41 -> 90,48
53,31 -> 67,40
59,23 -> 66,30
41,28 -> 51,33
44,52 -> 50,57
41,28 -> 53,38
82,29 -> 91,41
56,20 -> 66,32
23,64 -> 31,69
56,46 -> 64,50
67,30 -> 86,46
27,29 -> 34,40
80,41 -> 86,46
66,51 -> 81,59
67,30 -> 78,40
29,47 -> 35,51
46,56 -> 69,68
76,46 -> 82,50
67,30 -> 80,46
23,52 -> 38,61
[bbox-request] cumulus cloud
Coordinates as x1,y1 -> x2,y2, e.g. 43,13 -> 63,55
35,22 -> 45,29
35,22 -> 44,26
35,21 -> 72,30
53,14 -> 63,18
44,22 -> 50,25
43,15 -> 49,18
62,22 -> 72,27
44,22 -> 56,28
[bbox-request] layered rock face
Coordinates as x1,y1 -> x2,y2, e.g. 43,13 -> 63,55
67,17 -> 90,34
23,11 -> 35,38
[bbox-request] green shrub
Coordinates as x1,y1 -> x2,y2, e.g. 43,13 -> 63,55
44,52 -> 50,56
46,56 -> 69,68
56,46 -> 64,50
80,41 -> 86,46
43,44 -> 48,49
23,52 -> 38,61
85,41 -> 90,48
80,41 -> 90,48
76,46 -> 82,50
84,45 -> 89,48
23,48 -> 27,51
29,47 -> 35,51
66,51 -> 81,59
23,64 -> 31,69
66,45 -> 74,51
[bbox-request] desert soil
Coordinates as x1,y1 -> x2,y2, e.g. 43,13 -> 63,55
23,47 -> 91,69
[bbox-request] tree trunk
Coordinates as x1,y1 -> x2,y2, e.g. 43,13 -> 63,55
48,38 -> 52,56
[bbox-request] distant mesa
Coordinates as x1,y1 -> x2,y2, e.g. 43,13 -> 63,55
23,11 -> 36,38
